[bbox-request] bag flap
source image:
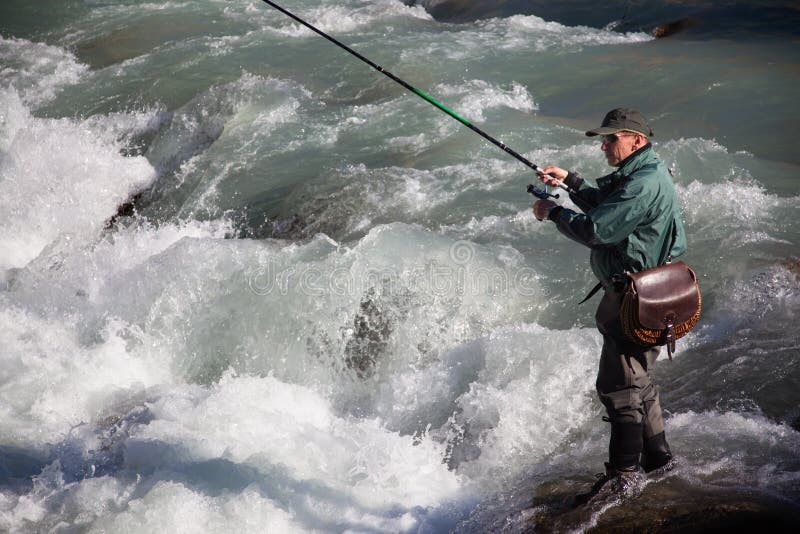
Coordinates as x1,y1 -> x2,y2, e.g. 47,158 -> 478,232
629,262 -> 700,329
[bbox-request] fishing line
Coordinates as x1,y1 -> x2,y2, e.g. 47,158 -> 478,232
258,0 -> 571,198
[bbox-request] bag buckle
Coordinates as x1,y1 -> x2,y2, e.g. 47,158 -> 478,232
664,316 -> 676,360
611,273 -> 627,293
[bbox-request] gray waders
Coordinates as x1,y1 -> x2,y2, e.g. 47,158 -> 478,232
595,286 -> 673,472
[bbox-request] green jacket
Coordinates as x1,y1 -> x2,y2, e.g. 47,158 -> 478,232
549,144 -> 686,282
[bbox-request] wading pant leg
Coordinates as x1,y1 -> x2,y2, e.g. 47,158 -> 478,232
640,381 -> 672,471
594,288 -> 664,470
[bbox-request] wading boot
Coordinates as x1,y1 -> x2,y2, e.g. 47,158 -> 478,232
641,431 -> 676,474
573,463 -> 645,507
574,421 -> 646,506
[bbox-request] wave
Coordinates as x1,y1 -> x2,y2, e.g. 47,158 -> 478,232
0,36 -> 88,108
256,0 -> 432,38
0,89 -> 157,272
414,0 -> 800,39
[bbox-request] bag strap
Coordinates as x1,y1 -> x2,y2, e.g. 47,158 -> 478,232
664,319 -> 676,360
664,219 -> 680,265
577,181 -> 682,304
579,281 -> 604,304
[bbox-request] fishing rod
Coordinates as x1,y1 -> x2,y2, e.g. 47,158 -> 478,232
258,0 -> 573,200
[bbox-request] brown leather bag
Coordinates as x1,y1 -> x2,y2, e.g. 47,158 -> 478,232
619,261 -> 702,358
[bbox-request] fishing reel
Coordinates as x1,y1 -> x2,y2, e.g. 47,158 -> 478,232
527,183 -> 560,200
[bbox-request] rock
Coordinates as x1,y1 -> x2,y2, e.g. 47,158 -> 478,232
344,286 -> 393,378
537,476 -> 800,533
651,18 -> 696,38
456,472 -> 800,533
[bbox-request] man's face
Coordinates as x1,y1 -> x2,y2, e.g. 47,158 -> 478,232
600,132 -> 644,166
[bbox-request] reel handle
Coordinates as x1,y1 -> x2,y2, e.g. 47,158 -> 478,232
527,184 -> 560,200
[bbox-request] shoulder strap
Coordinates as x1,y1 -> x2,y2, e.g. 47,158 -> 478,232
665,220 -> 679,264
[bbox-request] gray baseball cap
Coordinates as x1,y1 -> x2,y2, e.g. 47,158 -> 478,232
585,108 -> 654,137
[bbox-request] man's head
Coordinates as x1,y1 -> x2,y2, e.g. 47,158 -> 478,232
586,108 -> 652,167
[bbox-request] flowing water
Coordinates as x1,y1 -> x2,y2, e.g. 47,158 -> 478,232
1,0 -> 799,532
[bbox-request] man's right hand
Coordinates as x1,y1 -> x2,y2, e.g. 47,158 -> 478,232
537,166 -> 568,188
532,199 -> 557,221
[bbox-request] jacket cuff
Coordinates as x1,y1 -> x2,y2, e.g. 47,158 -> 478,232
564,171 -> 583,191
548,206 -> 564,222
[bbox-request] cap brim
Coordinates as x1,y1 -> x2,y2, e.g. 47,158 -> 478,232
585,127 -> 653,137
585,126 -> 627,137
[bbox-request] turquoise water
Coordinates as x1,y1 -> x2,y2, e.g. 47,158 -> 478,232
1,0 -> 799,531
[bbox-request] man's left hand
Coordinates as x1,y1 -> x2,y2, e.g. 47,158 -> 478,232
533,199 -> 557,221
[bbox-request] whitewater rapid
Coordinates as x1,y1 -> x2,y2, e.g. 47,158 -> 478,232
2,1 -> 800,532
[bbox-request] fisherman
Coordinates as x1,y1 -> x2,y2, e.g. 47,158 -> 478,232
532,108 -> 685,502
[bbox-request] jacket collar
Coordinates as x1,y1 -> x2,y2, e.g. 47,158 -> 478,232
597,143 -> 656,189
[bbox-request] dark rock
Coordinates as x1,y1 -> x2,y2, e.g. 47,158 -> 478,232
344,287 -> 393,378
456,472 -> 800,533
538,476 -> 800,533
105,191 -> 144,229
791,414 -> 800,433
236,213 -> 308,241
652,18 -> 697,38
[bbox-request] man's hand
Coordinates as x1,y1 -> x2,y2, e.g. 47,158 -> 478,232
533,199 -> 557,221
536,165 -> 568,188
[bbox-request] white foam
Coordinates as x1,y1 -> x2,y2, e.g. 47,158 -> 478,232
6,216 -> 550,416
0,307 -> 172,446
656,137 -> 760,187
404,10 -> 652,63
438,209 -> 544,243
435,80 -> 537,123
680,178 -> 772,221
440,325 -> 600,485
133,373 -> 462,509
319,155 -> 543,238
676,178 -> 791,250
387,132 -> 428,154
263,0 -> 431,38
77,0 -> 192,20
363,166 -> 456,213
667,411 -> 800,490
0,89 -> 157,271
462,13 -> 653,54
2,1 -> 798,530
1,475 -> 305,534
685,262 -> 800,349
147,74 -> 307,173
4,217 -> 235,326
0,36 -> 88,108
89,482 -> 304,534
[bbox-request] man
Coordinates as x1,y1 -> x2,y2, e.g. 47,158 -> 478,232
532,108 -> 685,501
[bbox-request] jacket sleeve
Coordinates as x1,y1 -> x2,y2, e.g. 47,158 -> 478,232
550,177 -> 652,248
564,171 -> 603,213
549,207 -> 605,248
